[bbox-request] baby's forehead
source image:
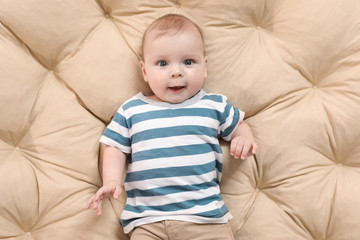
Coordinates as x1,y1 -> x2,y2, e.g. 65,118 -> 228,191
141,17 -> 205,58
146,22 -> 201,41
142,26 -> 205,57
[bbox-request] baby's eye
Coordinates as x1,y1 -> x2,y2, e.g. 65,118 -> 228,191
184,59 -> 194,65
157,61 -> 168,67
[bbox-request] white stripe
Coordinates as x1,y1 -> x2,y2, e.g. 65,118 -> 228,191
124,171 -> 218,191
99,136 -> 131,153
188,98 -> 227,113
125,103 -> 167,115
106,120 -> 130,138
126,185 -> 221,207
223,110 -> 244,141
219,108 -> 245,140
132,134 -> 219,153
186,97 -> 224,109
219,107 -> 235,133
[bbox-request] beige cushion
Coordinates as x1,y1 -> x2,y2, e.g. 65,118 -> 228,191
1,1 -> 359,239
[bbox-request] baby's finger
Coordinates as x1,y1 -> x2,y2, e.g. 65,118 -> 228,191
233,139 -> 245,159
230,138 -> 239,156
113,186 -> 122,199
241,142 -> 251,160
92,193 -> 103,209
85,195 -> 95,209
93,188 -> 107,203
96,199 -> 103,216
252,142 -> 258,154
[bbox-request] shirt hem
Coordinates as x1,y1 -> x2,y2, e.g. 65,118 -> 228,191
122,212 -> 233,234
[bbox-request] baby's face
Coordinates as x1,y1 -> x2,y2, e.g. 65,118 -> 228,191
140,25 -> 207,103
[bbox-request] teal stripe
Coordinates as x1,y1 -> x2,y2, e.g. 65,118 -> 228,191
220,101 -> 232,125
220,107 -> 240,138
125,161 -> 217,182
128,108 -> 222,128
112,112 -> 128,128
131,143 -> 222,162
126,179 -> 219,198
202,94 -> 223,103
215,159 -> 223,172
131,125 -> 218,144
122,99 -> 147,110
103,128 -> 130,147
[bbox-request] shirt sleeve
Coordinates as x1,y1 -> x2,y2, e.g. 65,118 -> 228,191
218,97 -> 245,141
99,107 -> 131,154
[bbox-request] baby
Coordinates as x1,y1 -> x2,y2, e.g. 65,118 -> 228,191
86,14 -> 257,240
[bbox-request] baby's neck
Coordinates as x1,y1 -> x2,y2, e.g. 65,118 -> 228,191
146,94 -> 163,102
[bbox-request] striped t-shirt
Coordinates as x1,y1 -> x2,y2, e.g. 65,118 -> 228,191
99,89 -> 245,233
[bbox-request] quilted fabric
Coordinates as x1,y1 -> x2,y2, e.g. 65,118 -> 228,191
1,0 -> 360,239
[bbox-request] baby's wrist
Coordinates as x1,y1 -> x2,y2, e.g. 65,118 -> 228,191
103,179 -> 121,186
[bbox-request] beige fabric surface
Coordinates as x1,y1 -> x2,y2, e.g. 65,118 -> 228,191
1,0 -> 360,239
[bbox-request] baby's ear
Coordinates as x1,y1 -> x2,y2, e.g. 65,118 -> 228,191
140,60 -> 148,82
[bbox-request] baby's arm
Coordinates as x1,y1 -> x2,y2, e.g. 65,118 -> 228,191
230,121 -> 258,160
86,146 -> 127,215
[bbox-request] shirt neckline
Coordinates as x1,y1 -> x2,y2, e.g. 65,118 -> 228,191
136,89 -> 206,108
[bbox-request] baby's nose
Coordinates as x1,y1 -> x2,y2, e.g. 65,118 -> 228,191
171,65 -> 183,78
171,72 -> 183,78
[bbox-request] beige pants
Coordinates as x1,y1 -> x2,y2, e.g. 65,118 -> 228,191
129,220 -> 235,240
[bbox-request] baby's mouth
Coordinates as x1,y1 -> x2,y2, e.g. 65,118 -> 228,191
168,86 -> 186,91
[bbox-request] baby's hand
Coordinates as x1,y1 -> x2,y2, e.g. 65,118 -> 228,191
230,136 -> 258,160
85,180 -> 122,216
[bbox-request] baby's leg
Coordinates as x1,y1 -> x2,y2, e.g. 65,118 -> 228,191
169,221 -> 235,240
129,220 -> 234,240
129,221 -> 168,240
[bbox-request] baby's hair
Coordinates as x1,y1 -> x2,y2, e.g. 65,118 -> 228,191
141,14 -> 204,58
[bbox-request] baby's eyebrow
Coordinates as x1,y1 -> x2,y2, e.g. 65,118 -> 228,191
184,55 -> 202,61
148,56 -> 167,63
182,52 -> 201,57
152,55 -> 168,60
